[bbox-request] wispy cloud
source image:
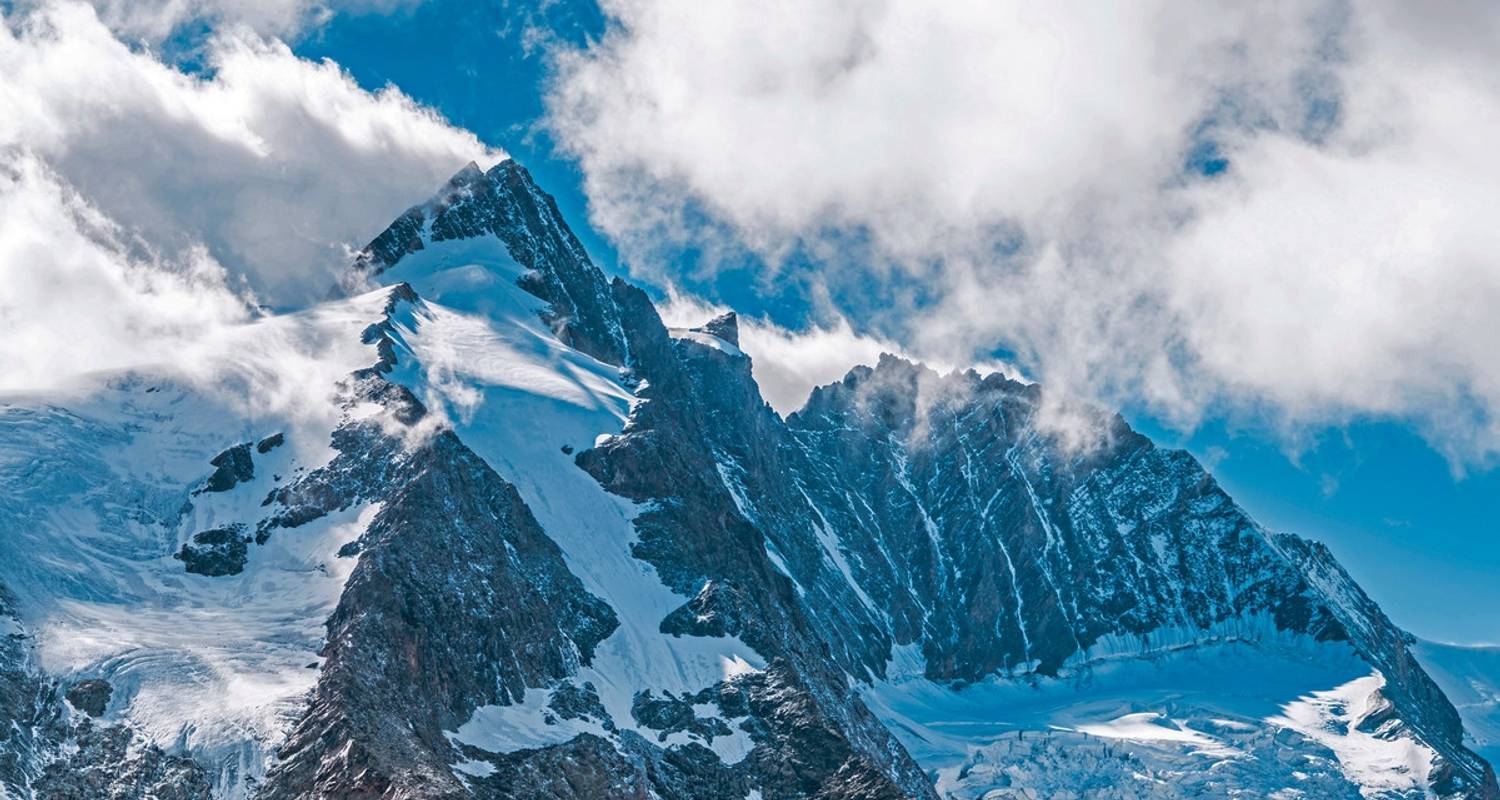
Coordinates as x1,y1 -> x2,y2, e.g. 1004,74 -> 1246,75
1,1 -> 499,307
658,289 -> 1019,415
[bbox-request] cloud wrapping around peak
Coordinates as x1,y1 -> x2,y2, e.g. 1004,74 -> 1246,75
0,153 -> 251,393
2,1 -> 499,307
657,289 -> 1020,415
0,0 -> 494,417
549,0 -> 1500,468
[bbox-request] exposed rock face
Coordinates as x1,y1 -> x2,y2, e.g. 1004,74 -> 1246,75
1278,535 -> 1499,795
693,311 -> 740,347
0,591 -> 216,799
776,356 -> 1347,678
175,525 -> 250,576
575,280 -> 944,800
33,722 -> 214,800
0,589 -> 47,794
354,160 -> 627,366
201,443 -> 254,493
63,680 -> 112,718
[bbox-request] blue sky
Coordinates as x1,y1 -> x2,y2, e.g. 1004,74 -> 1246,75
294,0 -> 1500,644
3,0 -> 1496,644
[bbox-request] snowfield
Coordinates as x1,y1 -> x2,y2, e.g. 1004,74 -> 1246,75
1416,641 -> 1500,767
867,637 -> 1439,798
0,290 -> 395,796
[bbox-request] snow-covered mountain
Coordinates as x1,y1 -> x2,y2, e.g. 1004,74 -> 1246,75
0,160 -> 1494,799
1417,641 -> 1500,768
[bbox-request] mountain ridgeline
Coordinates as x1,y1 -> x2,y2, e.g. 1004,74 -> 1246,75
0,159 -> 1493,799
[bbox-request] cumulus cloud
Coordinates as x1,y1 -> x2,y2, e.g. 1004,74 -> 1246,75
1,1 -> 498,307
0,1 -> 493,417
548,0 -> 1500,468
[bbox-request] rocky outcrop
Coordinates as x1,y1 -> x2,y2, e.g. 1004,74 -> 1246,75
0,590 -> 215,799
63,679 -> 112,718
33,722 -> 213,800
175,525 -> 250,576
693,311 -> 740,347
200,443 -> 254,494
1278,535 -> 1498,796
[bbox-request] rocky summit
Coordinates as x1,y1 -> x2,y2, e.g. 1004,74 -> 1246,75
0,160 -> 1494,799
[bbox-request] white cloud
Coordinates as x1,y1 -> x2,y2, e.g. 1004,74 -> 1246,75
548,0 -> 1500,468
11,0 -> 417,42
0,152 -> 378,445
0,153 -> 250,393
0,1 -> 494,413
1,1 -> 498,307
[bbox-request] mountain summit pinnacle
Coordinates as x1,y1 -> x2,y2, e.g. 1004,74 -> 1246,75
351,158 -> 628,365
693,311 -> 739,347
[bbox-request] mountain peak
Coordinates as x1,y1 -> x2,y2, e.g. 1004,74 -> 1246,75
692,311 -> 739,347
349,158 -> 628,366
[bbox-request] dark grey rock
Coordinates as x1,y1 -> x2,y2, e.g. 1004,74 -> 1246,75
631,691 -> 730,742
693,311 -> 739,347
33,721 -> 212,800
64,679 -> 111,718
175,524 -> 249,577
548,682 -> 611,730
201,442 -> 253,493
